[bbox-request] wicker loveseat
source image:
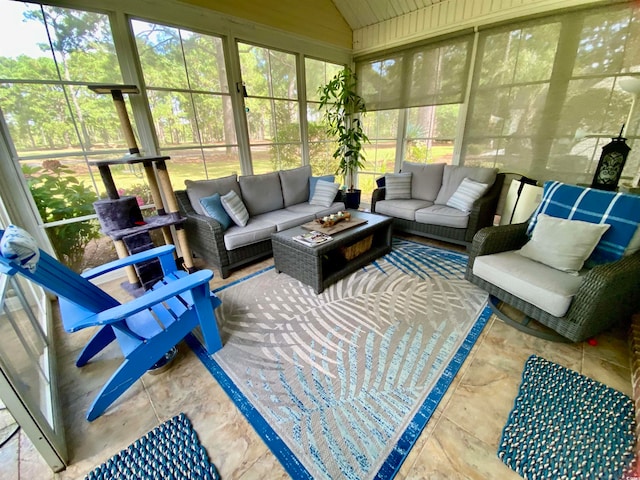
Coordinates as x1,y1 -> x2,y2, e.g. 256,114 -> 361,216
465,182 -> 640,342
176,165 -> 345,278
371,162 -> 505,247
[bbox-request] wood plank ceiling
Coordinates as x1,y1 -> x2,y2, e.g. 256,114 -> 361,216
331,0 -> 446,30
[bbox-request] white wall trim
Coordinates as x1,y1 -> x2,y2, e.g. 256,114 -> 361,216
352,0 -> 614,55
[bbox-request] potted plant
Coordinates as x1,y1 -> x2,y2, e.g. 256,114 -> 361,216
318,66 -> 369,209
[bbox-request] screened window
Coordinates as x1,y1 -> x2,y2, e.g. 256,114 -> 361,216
305,58 -> 343,176
239,42 -> 300,173
0,2 -> 127,271
356,34 -> 473,111
360,110 -> 400,200
132,21 -> 239,188
405,104 -> 459,165
463,5 -> 640,185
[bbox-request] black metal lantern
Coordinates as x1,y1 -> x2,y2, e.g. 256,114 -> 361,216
591,127 -> 631,191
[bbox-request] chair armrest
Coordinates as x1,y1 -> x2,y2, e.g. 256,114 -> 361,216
464,173 -> 505,243
72,270 -> 214,330
175,189 -> 229,267
81,245 -> 177,280
567,251 -> 640,329
467,222 -> 529,270
371,187 -> 386,212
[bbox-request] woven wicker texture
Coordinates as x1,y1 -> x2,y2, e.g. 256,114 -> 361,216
465,222 -> 640,342
84,413 -> 219,480
371,173 -> 504,246
499,355 -> 635,479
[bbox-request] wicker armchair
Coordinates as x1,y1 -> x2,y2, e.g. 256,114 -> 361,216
465,222 -> 640,342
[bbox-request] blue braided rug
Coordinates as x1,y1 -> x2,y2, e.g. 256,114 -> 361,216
498,355 -> 636,479
84,413 -> 220,480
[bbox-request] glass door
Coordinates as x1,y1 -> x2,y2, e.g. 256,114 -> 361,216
0,269 -> 67,472
0,103 -> 67,471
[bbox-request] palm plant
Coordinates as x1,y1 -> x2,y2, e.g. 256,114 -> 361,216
318,66 -> 369,192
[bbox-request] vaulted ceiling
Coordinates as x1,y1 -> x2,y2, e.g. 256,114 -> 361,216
330,0 -> 446,30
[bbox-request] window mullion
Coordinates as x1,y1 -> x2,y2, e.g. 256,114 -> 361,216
228,37 -> 253,176
109,10 -> 160,157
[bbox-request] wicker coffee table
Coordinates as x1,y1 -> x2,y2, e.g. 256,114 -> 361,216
271,211 -> 393,293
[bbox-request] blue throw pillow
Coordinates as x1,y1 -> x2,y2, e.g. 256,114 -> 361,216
309,175 -> 335,202
199,193 -> 232,230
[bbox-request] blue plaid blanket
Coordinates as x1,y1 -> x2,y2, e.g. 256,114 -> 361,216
528,181 -> 640,264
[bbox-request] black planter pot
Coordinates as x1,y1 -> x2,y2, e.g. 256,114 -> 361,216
344,189 -> 361,209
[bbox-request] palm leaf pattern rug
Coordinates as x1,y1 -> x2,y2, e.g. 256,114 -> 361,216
188,238 -> 491,479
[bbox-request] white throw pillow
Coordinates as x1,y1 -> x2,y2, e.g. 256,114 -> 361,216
385,173 -> 412,200
221,190 -> 250,227
519,214 -> 610,274
446,177 -> 489,212
309,180 -> 340,208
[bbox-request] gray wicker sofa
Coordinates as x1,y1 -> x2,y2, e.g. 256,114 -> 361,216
371,162 -> 505,247
176,165 -> 345,278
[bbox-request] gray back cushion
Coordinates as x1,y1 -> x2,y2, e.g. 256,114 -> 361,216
279,165 -> 311,207
239,171 -> 284,216
434,165 -> 498,205
400,162 -> 446,202
185,174 -> 241,215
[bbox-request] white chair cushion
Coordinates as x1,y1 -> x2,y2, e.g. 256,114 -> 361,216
473,251 -> 586,317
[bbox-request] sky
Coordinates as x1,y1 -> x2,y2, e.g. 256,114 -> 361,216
0,1 -> 51,59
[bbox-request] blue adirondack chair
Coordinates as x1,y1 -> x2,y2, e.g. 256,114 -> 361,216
0,226 -> 222,421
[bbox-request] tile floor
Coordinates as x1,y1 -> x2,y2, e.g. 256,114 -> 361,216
0,234 -> 632,480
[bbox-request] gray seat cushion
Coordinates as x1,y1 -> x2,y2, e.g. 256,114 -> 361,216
285,202 -> 345,218
400,161 -> 445,202
255,209 -> 315,232
472,251 -> 585,317
239,171 -> 284,216
185,174 -> 241,216
223,219 -> 276,250
279,165 -> 311,207
415,204 -> 470,229
374,199 -> 432,221
434,165 -> 498,205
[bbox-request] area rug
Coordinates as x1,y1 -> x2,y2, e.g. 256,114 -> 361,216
187,238 -> 491,479
84,413 -> 220,480
498,355 -> 636,479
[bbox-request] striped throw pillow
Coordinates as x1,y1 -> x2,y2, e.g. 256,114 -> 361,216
309,180 -> 340,208
221,190 -> 250,227
446,177 -> 489,212
385,173 -> 412,200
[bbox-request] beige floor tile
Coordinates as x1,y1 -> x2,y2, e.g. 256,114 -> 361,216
582,355 -> 633,398
2,237 -> 634,480
404,417 -> 521,480
583,323 -> 631,369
